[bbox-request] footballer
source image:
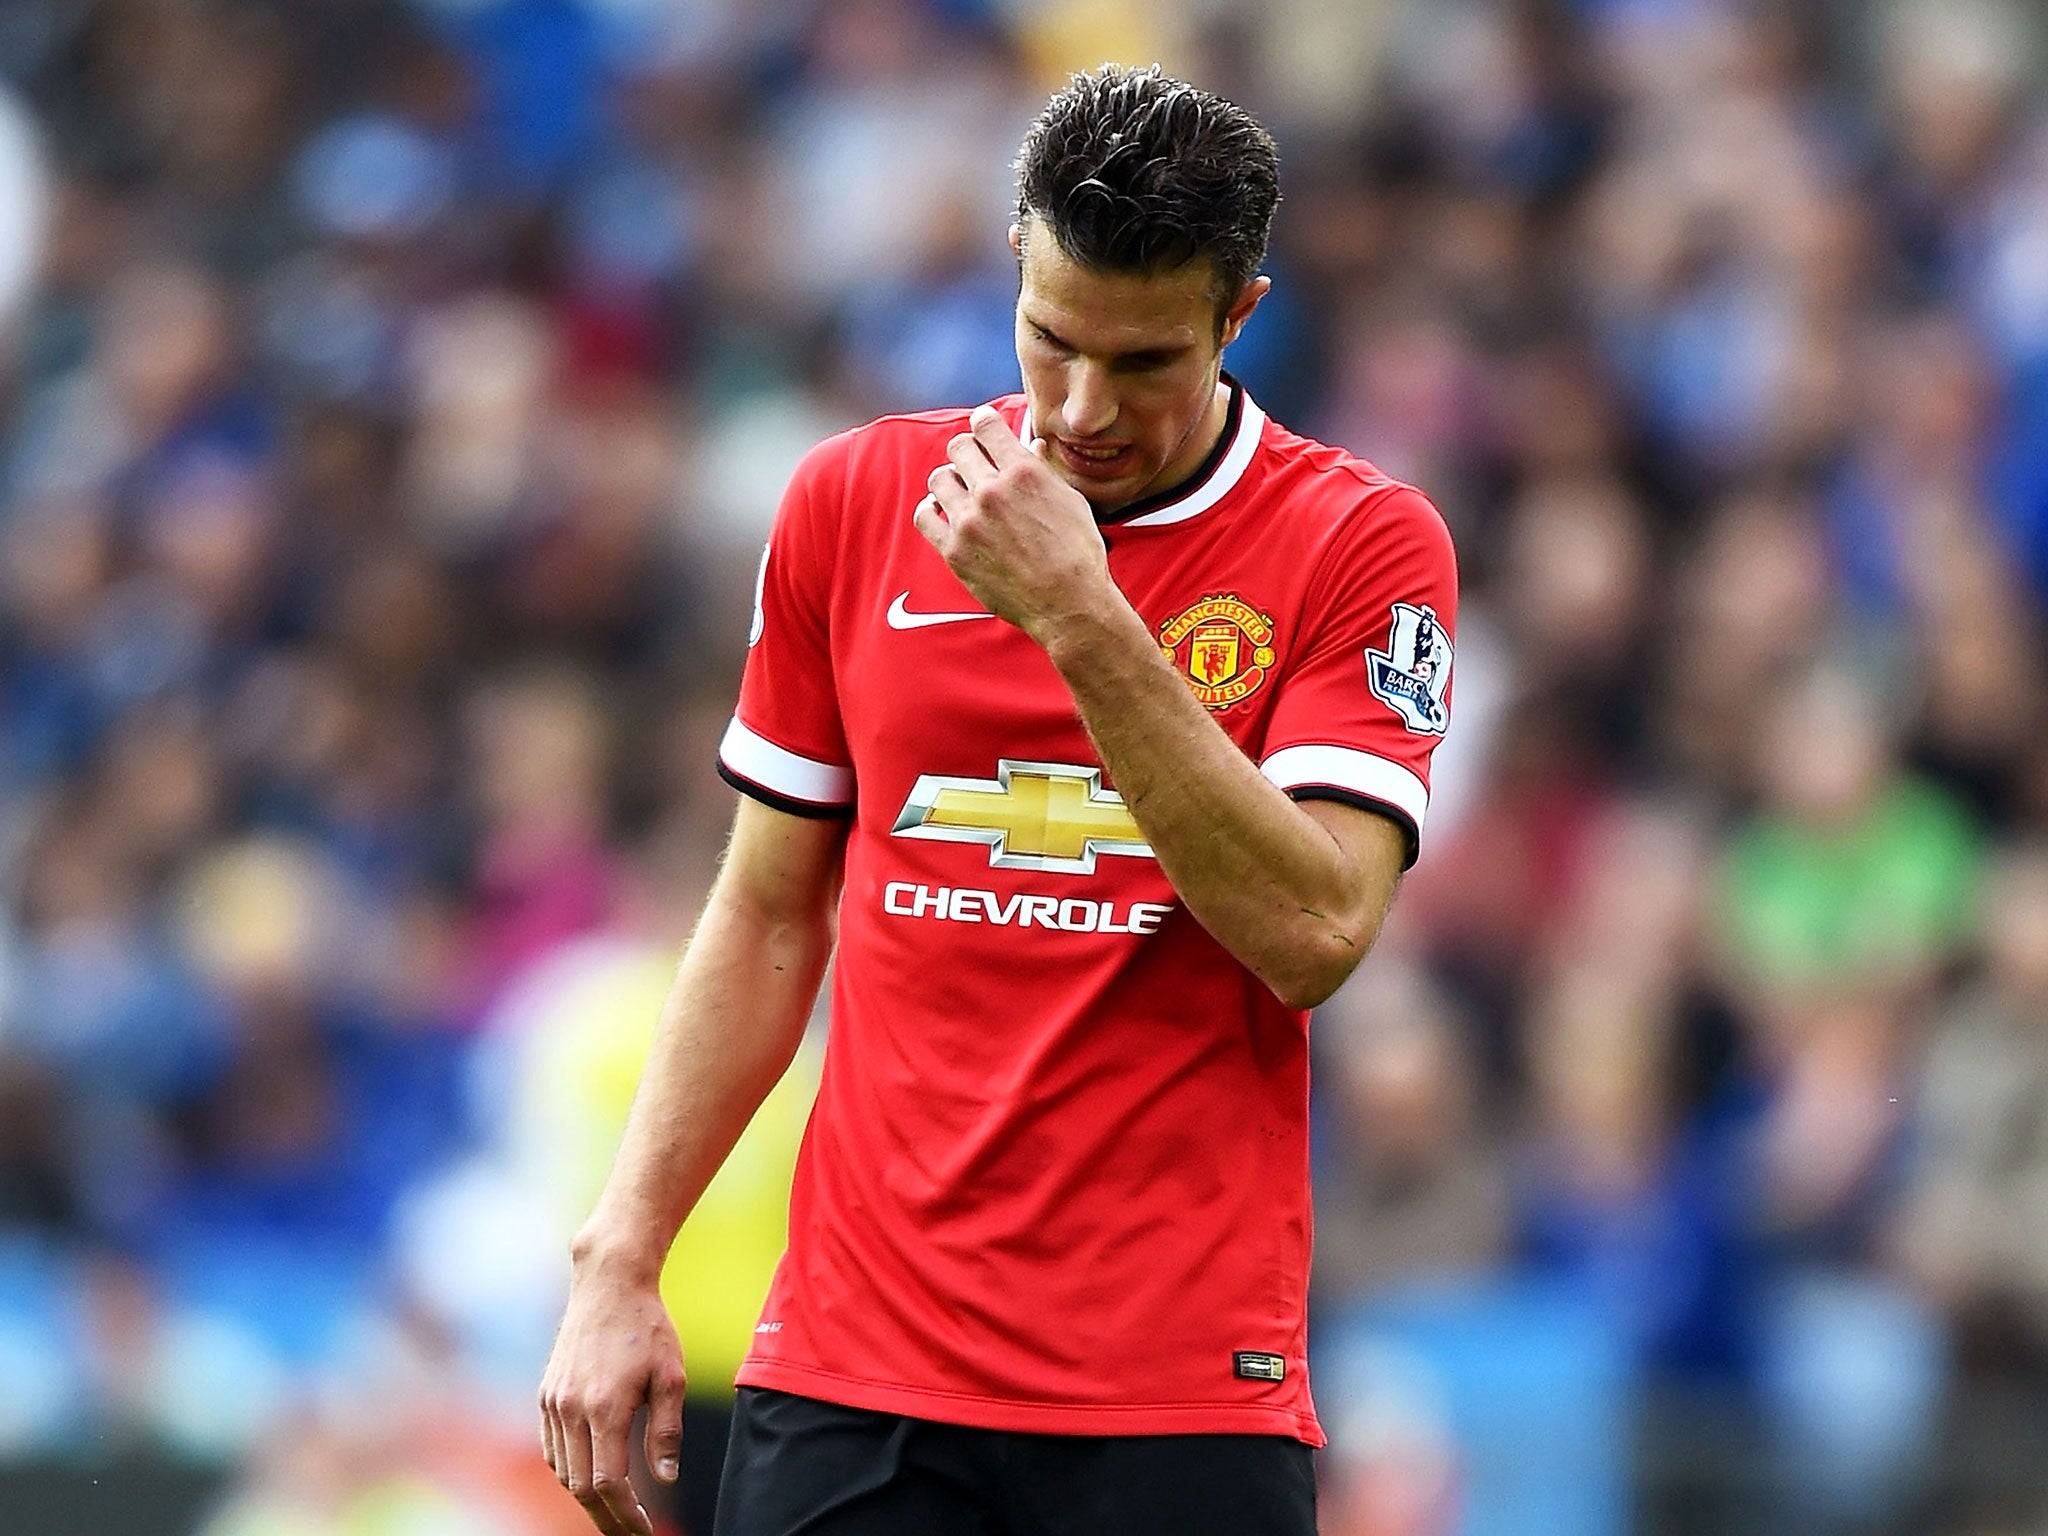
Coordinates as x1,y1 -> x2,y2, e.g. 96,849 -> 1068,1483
541,64 -> 1456,1536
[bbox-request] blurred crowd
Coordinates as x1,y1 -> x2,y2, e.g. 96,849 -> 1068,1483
0,0 -> 2046,1533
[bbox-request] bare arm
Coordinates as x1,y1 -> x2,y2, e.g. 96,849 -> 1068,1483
541,795 -> 847,1536
574,796 -> 845,1270
919,407 -> 1405,1009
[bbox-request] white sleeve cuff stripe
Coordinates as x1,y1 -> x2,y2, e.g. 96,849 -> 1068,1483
1260,745 -> 1428,834
719,718 -> 854,806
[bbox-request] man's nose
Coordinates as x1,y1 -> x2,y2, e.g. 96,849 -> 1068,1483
1064,362 -> 1117,436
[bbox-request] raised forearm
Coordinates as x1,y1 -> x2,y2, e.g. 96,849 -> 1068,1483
1043,595 -> 1388,1008
915,405 -> 1397,1005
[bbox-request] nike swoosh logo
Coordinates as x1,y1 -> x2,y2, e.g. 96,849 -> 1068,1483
886,592 -> 994,629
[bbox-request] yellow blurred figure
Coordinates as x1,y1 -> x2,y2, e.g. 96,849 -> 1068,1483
517,936 -> 821,1394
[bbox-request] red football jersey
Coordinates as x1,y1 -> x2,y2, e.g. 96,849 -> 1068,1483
716,382 -> 1456,1445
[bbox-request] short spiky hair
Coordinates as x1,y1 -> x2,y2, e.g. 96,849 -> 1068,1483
1015,65 -> 1280,305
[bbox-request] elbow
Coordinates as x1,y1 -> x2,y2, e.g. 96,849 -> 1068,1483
1264,913 -> 1383,1011
1269,966 -> 1352,1012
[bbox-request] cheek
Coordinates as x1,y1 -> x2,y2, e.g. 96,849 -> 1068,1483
1137,378 -> 1212,452
1016,356 -> 1063,412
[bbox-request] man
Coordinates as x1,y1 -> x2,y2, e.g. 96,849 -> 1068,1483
540,64 -> 1457,1536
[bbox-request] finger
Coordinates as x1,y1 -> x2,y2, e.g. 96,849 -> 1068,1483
969,403 -> 1033,468
564,1407 -> 636,1536
540,1393 -> 560,1474
945,430 -> 997,487
912,495 -> 949,551
927,463 -> 970,513
645,1363 -> 686,1485
589,1404 -> 654,1536
561,1410 -> 609,1529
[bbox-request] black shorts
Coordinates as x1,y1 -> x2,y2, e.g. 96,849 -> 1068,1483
712,1386 -> 1316,1536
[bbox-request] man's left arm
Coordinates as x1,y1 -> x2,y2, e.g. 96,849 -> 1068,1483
1049,596 -> 1407,1008
918,406 -> 1433,1010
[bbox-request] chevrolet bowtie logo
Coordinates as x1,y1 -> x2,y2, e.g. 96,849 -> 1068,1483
892,761 -> 1154,874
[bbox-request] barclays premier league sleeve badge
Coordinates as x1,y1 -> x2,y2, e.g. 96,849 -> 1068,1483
1365,603 -> 1452,735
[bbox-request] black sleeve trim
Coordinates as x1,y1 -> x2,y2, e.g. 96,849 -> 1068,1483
717,760 -> 856,820
1286,785 -> 1421,870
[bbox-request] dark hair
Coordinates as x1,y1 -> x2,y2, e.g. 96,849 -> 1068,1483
1015,64 -> 1280,308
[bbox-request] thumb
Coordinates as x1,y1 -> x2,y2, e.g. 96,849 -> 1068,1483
646,1367 -> 685,1483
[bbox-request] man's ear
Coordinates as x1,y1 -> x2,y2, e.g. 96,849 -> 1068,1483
1008,222 -> 1025,259
1220,275 -> 1272,347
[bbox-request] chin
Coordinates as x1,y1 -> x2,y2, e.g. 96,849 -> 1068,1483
1057,462 -> 1153,512
1068,481 -> 1135,516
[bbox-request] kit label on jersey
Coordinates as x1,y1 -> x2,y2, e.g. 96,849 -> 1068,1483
893,760 -> 1153,874
1158,594 -> 1276,710
1365,602 -> 1451,734
1233,1352 -> 1287,1382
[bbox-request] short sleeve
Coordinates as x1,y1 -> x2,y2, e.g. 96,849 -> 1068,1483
1261,485 -> 1458,867
717,436 -> 856,817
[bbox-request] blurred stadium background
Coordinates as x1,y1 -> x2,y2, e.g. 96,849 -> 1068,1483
1,0 -> 2047,1533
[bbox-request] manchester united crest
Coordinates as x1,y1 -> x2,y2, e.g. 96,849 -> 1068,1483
1158,594 -> 1276,710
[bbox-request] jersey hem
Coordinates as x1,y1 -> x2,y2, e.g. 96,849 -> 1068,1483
734,1358 -> 1326,1447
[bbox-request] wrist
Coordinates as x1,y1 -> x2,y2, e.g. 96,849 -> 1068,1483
569,1214 -> 669,1284
1037,584 -> 1145,672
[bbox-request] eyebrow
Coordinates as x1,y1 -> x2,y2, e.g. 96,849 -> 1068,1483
1027,318 -> 1189,366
